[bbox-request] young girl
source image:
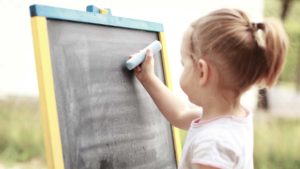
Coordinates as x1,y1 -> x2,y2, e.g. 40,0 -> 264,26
131,9 -> 288,169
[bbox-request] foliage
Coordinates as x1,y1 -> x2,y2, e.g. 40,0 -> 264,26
265,0 -> 300,84
283,21 -> 300,83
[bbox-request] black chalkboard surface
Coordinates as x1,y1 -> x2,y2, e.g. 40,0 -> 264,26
46,19 -> 177,169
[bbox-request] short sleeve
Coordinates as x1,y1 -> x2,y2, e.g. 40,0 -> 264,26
191,136 -> 238,169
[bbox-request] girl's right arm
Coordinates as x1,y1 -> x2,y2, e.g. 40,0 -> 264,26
133,50 -> 201,130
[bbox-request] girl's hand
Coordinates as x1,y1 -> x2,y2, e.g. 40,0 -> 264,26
131,49 -> 156,83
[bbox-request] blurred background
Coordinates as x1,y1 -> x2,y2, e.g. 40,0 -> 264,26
0,0 -> 299,168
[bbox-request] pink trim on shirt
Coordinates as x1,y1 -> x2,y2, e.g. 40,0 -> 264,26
192,159 -> 229,169
192,109 -> 250,127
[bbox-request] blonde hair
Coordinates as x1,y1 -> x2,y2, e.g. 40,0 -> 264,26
184,9 -> 288,93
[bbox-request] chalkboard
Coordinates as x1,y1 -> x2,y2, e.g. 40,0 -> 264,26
47,16 -> 176,169
30,5 -> 180,169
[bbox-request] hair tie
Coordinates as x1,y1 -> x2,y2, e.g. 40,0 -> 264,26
251,22 -> 265,32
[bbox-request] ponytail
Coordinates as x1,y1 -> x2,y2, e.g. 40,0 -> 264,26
262,18 -> 288,87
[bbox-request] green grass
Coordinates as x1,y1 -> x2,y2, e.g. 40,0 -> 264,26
254,113 -> 300,169
0,96 -> 44,164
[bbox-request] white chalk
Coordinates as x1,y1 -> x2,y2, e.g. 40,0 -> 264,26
126,40 -> 162,70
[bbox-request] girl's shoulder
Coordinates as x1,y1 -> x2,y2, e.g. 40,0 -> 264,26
188,111 -> 253,148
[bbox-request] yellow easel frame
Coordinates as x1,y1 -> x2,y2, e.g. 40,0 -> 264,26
31,16 -> 65,169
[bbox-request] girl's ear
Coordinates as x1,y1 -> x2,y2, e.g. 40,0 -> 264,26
197,59 -> 209,85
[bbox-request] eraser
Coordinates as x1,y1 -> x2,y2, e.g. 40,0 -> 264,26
126,40 -> 162,70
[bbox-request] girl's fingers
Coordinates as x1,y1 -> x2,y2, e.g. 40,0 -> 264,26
145,50 -> 153,64
134,66 -> 141,74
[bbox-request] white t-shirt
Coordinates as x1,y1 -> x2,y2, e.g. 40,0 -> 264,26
179,111 -> 253,169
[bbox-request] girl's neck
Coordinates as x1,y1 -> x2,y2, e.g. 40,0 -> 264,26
200,91 -> 246,120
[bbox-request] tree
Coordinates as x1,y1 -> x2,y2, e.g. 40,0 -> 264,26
281,0 -> 293,21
